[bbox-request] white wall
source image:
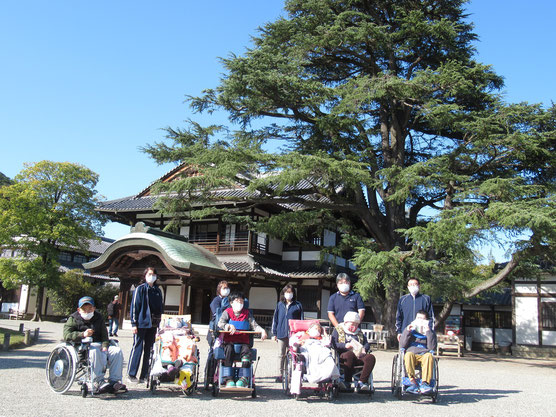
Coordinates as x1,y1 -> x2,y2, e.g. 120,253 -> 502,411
466,327 -> 493,343
248,287 -> 277,310
515,297 -> 539,345
301,251 -> 320,261
541,284 -> 556,294
283,251 -> 299,261
495,329 -> 513,344
164,285 -> 181,306
179,226 -> 190,238
542,331 -> 556,346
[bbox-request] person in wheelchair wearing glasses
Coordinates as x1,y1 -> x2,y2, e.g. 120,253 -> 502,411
63,296 -> 126,394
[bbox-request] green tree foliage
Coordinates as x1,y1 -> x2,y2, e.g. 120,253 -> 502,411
143,0 -> 555,333
47,269 -> 118,318
0,172 -> 13,187
0,161 -> 106,321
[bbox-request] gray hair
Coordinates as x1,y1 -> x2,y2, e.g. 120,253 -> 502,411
336,272 -> 351,283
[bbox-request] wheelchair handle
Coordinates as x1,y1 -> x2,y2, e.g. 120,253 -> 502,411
82,336 -> 93,343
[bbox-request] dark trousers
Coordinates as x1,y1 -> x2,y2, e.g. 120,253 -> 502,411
340,351 -> 376,383
223,343 -> 251,367
127,327 -> 157,379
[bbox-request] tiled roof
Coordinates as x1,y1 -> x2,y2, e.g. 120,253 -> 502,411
58,265 -> 118,282
222,261 -> 332,279
97,196 -> 158,212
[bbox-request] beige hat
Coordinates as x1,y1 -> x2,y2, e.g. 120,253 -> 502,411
343,311 -> 361,324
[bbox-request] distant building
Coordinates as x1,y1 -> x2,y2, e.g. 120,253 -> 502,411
0,237 -> 117,319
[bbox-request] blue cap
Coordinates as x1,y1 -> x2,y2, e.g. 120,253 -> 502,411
78,296 -> 95,308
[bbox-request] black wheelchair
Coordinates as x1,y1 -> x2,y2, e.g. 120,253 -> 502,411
391,349 -> 439,402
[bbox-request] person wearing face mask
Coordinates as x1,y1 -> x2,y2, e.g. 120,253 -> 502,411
271,284 -> 304,382
210,280 -> 231,318
127,266 -> 164,384
217,292 -> 267,387
63,296 -> 126,394
331,311 -> 375,392
327,273 -> 366,328
395,277 -> 434,343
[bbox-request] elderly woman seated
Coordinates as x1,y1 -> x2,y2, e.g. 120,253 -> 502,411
331,311 -> 376,392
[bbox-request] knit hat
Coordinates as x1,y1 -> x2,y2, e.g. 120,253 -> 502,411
343,311 -> 361,324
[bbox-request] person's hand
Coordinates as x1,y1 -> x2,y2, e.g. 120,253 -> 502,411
83,329 -> 94,337
226,324 -> 236,334
102,347 -> 108,352
397,333 -> 401,342
345,342 -> 353,350
132,327 -> 138,334
272,336 -> 277,342
260,330 -> 268,341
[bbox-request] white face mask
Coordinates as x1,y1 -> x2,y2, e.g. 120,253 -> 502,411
284,292 -> 293,301
338,283 -> 350,293
146,274 -> 157,284
221,288 -> 230,297
80,311 -> 94,321
308,328 -> 320,338
231,301 -> 244,313
408,285 -> 419,296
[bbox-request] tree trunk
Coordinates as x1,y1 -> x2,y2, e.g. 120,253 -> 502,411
434,299 -> 455,329
381,287 -> 400,347
31,286 -> 44,322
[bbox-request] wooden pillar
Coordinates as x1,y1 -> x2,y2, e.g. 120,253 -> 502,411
317,279 -> 323,319
179,281 -> 189,315
120,281 -> 132,321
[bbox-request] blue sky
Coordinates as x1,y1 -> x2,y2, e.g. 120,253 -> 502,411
1,1 -> 554,260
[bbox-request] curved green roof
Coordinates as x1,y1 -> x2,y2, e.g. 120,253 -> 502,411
84,229 -> 226,276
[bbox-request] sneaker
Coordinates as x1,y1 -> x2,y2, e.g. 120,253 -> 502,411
225,379 -> 236,387
358,381 -> 371,392
406,383 -> 420,394
420,381 -> 433,394
95,381 -> 112,394
338,381 -> 351,391
112,382 -> 128,392
275,376 -> 283,383
236,377 -> 249,387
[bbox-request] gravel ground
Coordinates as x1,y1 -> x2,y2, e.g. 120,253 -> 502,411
1,319 -> 555,417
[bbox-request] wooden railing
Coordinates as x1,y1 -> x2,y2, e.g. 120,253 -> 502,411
189,236 -> 249,254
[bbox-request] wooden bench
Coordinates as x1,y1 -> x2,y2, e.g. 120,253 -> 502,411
436,334 -> 464,357
362,328 -> 388,350
8,309 -> 24,320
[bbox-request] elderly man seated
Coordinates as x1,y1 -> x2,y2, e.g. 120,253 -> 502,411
399,310 -> 437,394
63,296 -> 127,394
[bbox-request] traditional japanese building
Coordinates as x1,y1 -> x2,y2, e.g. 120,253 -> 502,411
84,164 -> 358,327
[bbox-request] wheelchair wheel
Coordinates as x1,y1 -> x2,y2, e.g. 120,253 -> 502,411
46,344 -> 78,394
327,384 -> 338,401
282,352 -> 291,396
431,357 -> 440,403
391,353 -> 403,399
251,383 -> 257,398
204,353 -> 216,390
149,375 -> 157,394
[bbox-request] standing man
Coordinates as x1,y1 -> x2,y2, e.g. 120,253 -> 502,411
327,273 -> 365,328
107,295 -> 121,337
396,277 -> 434,342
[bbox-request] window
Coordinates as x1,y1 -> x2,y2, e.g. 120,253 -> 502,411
494,311 -> 512,329
58,252 -> 72,262
464,310 -> 493,328
73,254 -> 87,264
541,302 -> 556,331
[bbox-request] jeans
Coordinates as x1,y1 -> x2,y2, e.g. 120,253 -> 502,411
88,343 -> 124,385
108,317 -> 119,335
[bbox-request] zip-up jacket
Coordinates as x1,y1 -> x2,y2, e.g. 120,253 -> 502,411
63,310 -> 109,349
400,327 -> 437,355
130,282 -> 163,329
271,301 -> 304,339
395,293 -> 434,334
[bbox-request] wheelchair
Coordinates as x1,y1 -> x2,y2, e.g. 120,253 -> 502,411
45,337 -> 94,397
210,333 -> 259,398
391,349 -> 439,402
338,353 -> 375,396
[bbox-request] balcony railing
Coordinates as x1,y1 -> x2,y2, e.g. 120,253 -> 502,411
189,234 -> 249,254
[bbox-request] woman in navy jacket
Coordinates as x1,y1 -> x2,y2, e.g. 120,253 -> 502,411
127,266 -> 163,384
271,284 -> 303,382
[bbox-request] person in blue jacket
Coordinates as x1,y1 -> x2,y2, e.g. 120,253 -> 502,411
271,284 -> 303,382
127,266 -> 163,384
395,277 -> 434,342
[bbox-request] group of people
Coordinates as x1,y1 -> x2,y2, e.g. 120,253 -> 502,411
63,266 -> 437,395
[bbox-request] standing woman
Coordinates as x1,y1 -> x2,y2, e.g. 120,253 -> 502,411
271,284 -> 303,382
210,280 -> 230,318
127,267 -> 163,384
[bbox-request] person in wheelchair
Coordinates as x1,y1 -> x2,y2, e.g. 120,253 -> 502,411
331,311 -> 375,392
217,291 -> 267,387
399,310 -> 437,395
63,296 -> 126,394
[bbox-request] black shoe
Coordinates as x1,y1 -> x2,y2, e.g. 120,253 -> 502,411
114,333 -> 118,337
109,333 -> 113,337
112,382 -> 128,393
95,381 -> 112,394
